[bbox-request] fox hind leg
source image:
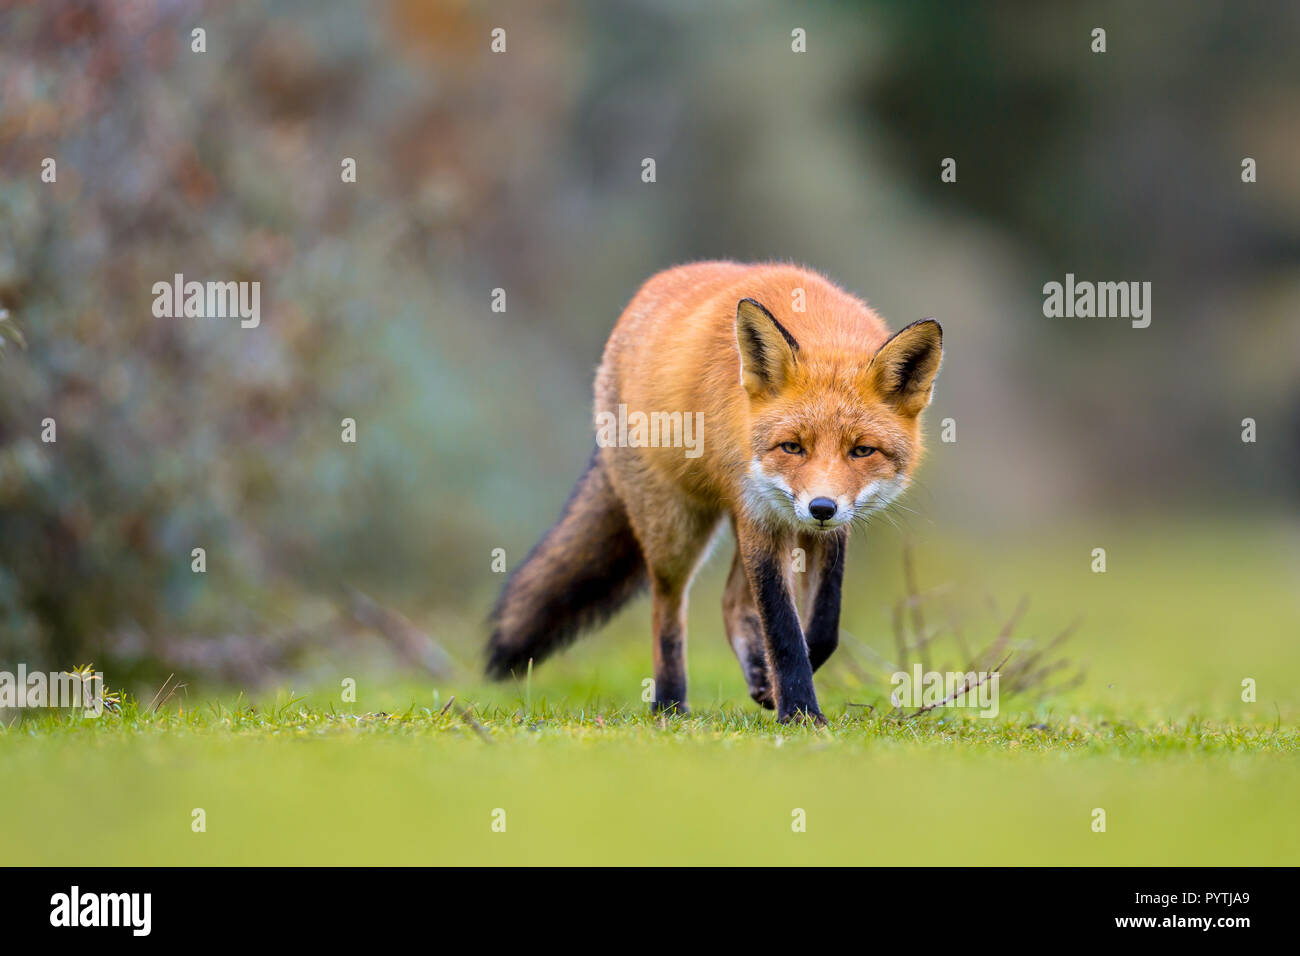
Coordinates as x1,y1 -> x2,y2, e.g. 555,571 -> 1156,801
621,488 -> 720,716
722,546 -> 774,709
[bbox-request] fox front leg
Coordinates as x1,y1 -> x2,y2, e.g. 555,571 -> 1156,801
804,533 -> 846,672
740,526 -> 825,724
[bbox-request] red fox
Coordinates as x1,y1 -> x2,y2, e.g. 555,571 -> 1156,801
487,261 -> 943,723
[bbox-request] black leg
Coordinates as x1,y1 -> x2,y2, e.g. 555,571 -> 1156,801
805,535 -> 846,672
744,546 -> 824,724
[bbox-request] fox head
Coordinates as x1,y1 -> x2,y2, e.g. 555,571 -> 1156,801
735,297 -> 942,532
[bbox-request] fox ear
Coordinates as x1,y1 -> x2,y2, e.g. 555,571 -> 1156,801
736,298 -> 799,397
866,318 -> 943,415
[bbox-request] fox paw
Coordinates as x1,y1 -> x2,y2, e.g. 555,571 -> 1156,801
652,699 -> 690,717
777,705 -> 827,727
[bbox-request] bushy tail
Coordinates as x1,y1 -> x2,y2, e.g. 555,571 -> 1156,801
486,447 -> 647,679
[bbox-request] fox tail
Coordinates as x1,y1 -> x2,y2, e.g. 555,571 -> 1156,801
485,447 -> 646,679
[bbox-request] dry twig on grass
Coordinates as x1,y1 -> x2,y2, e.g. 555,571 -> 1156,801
832,543 -> 1086,718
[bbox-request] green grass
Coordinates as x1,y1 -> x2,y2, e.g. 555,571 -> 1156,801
2,515 -> 1298,865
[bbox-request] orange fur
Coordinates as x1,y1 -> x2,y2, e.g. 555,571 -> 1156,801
597,261 -> 935,521
489,261 -> 943,720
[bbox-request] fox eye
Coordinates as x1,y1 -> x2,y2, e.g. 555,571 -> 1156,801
849,445 -> 877,458
779,441 -> 804,455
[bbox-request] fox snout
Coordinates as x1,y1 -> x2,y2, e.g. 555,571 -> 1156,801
794,492 -> 852,530
808,497 -> 836,521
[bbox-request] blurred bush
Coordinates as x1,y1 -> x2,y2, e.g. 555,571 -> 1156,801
0,0 -> 590,670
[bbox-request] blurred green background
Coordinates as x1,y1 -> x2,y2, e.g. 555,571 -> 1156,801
1,0 -> 1297,709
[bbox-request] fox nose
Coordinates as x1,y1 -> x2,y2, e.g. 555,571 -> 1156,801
808,497 -> 837,521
